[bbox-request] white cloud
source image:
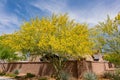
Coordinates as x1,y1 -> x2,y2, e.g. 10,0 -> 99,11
31,0 -> 67,14
0,14 -> 20,34
31,0 -> 120,27
0,1 -> 21,34
0,15 -> 20,27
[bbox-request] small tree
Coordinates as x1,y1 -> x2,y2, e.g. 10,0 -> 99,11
91,14 -> 120,66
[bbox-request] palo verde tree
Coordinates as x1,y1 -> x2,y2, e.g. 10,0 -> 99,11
105,13 -> 120,66
1,14 -> 93,79
91,14 -> 120,66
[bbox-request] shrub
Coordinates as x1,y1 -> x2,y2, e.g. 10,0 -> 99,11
110,69 -> 120,80
103,72 -> 112,79
60,71 -> 70,80
25,73 -> 35,78
0,71 -> 5,76
39,77 -> 48,80
110,72 -> 120,80
103,70 -> 120,80
83,71 -> 98,80
15,76 -> 22,79
14,69 -> 19,75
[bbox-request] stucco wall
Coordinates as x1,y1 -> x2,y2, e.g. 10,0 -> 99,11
0,60 -> 115,79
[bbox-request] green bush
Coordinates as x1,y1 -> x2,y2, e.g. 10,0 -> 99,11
39,77 -> 48,80
15,76 -> 22,79
111,73 -> 120,80
60,71 -> 70,80
0,72 -> 5,76
83,71 -> 98,80
25,73 -> 35,78
103,71 -> 120,80
14,69 -> 19,75
103,72 -> 112,79
110,71 -> 120,80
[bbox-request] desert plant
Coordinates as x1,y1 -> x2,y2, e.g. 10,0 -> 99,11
110,70 -> 120,80
103,72 -> 112,79
39,77 -> 48,80
111,73 -> 120,80
115,68 -> 120,74
83,71 -> 98,80
0,71 -> 5,76
60,71 -> 70,80
25,73 -> 35,78
14,69 -> 19,75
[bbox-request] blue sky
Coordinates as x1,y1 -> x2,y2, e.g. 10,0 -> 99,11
0,0 -> 120,35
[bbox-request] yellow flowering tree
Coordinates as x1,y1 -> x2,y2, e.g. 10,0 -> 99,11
1,14 -> 93,79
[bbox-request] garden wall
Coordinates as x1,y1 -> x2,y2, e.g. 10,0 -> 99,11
0,60 -> 115,79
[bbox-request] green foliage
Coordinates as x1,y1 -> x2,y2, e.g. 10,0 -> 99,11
0,38 -> 21,73
39,77 -> 48,80
60,71 -> 70,80
83,71 -> 98,80
0,71 -> 6,76
0,36 -> 22,62
103,72 -> 113,79
103,70 -> 120,80
115,13 -> 120,24
110,69 -> 120,80
25,73 -> 35,78
14,69 -> 19,75
104,53 -> 120,66
91,16 -> 119,51
111,73 -> 120,80
0,45 -> 13,61
91,14 -> 120,65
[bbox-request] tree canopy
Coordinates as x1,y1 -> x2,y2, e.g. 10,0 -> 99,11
0,14 -> 93,59
90,14 -> 120,65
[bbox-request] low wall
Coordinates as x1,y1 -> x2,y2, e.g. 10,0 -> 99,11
89,61 -> 115,75
0,60 -> 115,79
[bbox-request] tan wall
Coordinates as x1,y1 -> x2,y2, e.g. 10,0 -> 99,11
0,60 -> 115,79
0,61 -> 81,78
90,61 -> 115,75
91,62 -> 106,75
